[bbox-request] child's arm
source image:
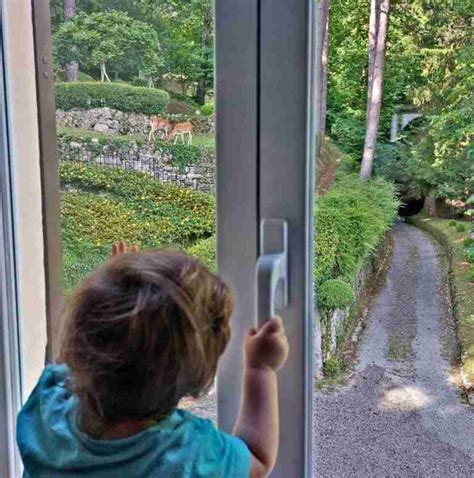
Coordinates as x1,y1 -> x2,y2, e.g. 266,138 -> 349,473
232,317 -> 289,478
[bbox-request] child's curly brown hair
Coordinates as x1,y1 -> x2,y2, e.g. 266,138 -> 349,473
60,250 -> 233,437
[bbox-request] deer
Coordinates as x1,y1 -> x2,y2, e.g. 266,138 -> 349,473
167,121 -> 193,145
148,116 -> 172,142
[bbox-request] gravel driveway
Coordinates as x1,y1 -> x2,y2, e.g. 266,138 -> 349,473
313,222 -> 474,477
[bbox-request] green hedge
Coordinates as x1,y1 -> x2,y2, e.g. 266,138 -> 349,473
55,82 -> 170,115
60,162 -> 215,244
60,162 -> 215,292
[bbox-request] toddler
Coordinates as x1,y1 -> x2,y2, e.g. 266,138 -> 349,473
17,244 -> 289,477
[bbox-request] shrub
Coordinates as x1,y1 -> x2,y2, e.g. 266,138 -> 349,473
456,223 -> 467,232
55,82 -> 169,115
468,267 -> 474,283
59,162 -> 215,245
318,279 -> 354,310
464,238 -> 474,248
323,358 -> 342,378
166,99 -> 194,115
187,236 -> 216,272
314,174 -> 399,286
449,220 -> 457,227
201,103 -> 214,116
130,77 -> 149,88
464,246 -> 474,264
78,72 -> 95,82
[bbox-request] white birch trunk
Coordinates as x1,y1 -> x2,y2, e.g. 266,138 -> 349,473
366,0 -> 380,121
360,0 -> 390,181
320,2 -> 330,138
64,0 -> 78,82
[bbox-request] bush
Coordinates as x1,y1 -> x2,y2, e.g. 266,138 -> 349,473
201,103 -> 214,116
323,358 -> 342,378
166,100 -> 195,115
449,220 -> 457,227
60,162 -> 215,245
130,77 -> 149,88
187,236 -> 216,272
456,223 -> 467,232
464,246 -> 474,264
318,279 -> 354,310
314,174 -> 399,286
464,238 -> 474,248
468,267 -> 474,283
55,82 -> 170,115
78,72 -> 95,82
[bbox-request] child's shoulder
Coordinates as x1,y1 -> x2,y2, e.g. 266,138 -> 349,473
162,408 -> 251,476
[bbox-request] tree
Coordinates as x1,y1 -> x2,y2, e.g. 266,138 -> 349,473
360,0 -> 390,181
53,11 -> 162,83
318,0 -> 330,139
64,0 -> 78,82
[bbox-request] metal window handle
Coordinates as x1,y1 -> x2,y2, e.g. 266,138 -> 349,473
256,219 -> 288,325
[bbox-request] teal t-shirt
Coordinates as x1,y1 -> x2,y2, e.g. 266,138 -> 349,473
17,365 -> 250,477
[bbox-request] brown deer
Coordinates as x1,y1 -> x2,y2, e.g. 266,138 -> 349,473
167,121 -> 193,145
148,116 -> 172,142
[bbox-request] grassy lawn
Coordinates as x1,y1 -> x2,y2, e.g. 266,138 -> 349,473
57,126 -> 215,151
410,217 -> 474,390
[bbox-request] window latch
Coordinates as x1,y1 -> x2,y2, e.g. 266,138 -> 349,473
256,219 -> 288,325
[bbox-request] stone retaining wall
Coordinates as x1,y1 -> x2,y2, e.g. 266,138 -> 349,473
321,234 -> 392,360
56,107 -> 214,136
58,137 -> 216,193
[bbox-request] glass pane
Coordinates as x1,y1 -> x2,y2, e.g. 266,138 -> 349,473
50,1 -> 217,418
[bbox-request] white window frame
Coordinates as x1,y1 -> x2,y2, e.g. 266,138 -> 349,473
216,1 -> 321,476
1,0 -> 62,475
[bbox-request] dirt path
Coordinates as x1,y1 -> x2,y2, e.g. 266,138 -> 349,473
313,222 -> 474,477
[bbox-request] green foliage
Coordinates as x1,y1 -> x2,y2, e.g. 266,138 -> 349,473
456,223 -> 467,233
449,220 -> 457,227
60,162 -> 215,246
323,358 -> 342,378
57,128 -> 204,172
201,103 -> 214,116
166,99 -> 195,115
53,11 -> 163,82
78,71 -> 96,82
464,238 -> 474,248
468,267 -> 474,283
55,82 -> 169,115
464,246 -> 474,264
158,143 -> 203,172
60,161 -> 216,292
62,237 -> 109,294
314,174 -> 399,286
187,236 -> 216,272
318,279 -> 354,310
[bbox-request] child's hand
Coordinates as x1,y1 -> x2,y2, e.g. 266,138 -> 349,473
111,242 -> 139,257
245,317 -> 289,372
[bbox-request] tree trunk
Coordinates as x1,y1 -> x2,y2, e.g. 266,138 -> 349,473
100,62 -> 111,83
366,0 -> 380,121
320,1 -> 329,139
423,189 -> 437,217
64,0 -> 78,82
195,80 -> 207,106
195,6 -> 213,105
360,0 -> 390,181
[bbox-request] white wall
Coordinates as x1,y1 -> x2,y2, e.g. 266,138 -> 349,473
3,0 -> 48,399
